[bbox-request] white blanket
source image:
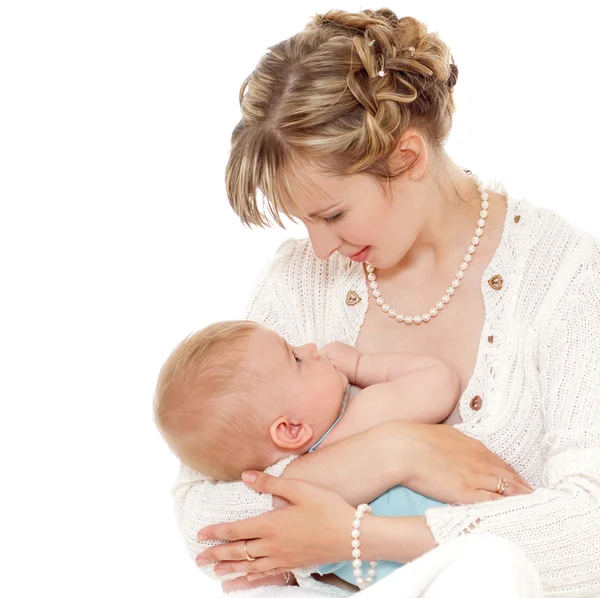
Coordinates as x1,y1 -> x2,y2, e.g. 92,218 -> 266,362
216,535 -> 543,597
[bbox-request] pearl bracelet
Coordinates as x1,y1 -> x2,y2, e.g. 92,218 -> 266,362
351,504 -> 377,589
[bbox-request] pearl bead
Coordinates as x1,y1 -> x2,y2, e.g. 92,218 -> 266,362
365,171 -> 486,326
368,568 -> 376,577
358,504 -> 369,513
354,569 -> 362,578
352,540 -> 360,549
351,529 -> 361,539
352,548 -> 361,557
364,577 -> 373,584
355,578 -> 364,586
353,519 -> 362,528
353,559 -> 362,568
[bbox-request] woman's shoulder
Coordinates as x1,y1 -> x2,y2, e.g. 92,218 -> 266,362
519,196 -> 600,275
507,193 -> 600,322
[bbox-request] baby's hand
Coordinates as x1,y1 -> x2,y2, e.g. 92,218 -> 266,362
321,342 -> 361,383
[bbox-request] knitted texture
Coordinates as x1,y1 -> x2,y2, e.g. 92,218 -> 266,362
173,181 -> 600,596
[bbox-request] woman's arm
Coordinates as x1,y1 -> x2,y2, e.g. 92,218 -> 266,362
421,272 -> 600,596
195,472 -> 436,577
286,421 -> 531,506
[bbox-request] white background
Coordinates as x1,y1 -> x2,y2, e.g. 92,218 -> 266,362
1,1 -> 599,597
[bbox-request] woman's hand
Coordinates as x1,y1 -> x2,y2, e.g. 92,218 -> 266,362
394,422 -> 534,502
196,471 -> 355,579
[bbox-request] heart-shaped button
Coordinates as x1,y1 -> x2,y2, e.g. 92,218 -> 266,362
345,290 -> 361,306
488,275 -> 503,291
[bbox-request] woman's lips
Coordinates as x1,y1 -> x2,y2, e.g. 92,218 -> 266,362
348,246 -> 369,262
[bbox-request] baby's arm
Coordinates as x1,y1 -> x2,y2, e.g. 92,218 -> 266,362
321,343 -> 460,447
323,341 -> 453,386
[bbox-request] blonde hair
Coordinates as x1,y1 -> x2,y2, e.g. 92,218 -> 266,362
153,320 -> 277,480
226,8 -> 459,228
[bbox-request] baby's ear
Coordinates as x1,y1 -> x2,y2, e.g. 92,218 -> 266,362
269,417 -> 313,450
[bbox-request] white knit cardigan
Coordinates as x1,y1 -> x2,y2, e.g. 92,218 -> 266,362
173,182 -> 600,597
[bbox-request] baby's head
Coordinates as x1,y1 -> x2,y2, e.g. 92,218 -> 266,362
153,321 -> 348,480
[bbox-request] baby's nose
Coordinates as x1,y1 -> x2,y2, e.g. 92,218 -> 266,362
304,343 -> 320,359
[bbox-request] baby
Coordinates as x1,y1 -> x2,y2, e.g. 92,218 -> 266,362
154,320 -> 459,588
154,320 -> 459,481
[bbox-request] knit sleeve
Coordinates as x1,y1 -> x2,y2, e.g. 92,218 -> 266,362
171,240 -> 304,580
424,271 -> 600,597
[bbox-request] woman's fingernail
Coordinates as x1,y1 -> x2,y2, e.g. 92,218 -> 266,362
242,471 -> 258,483
215,568 -> 227,576
196,557 -> 210,566
197,532 -> 208,541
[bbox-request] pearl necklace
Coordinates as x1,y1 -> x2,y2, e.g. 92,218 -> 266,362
366,170 -> 489,325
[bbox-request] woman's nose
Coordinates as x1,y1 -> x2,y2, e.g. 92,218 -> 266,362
307,225 -> 341,261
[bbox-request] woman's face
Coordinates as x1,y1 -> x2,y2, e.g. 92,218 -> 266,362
282,163 -> 425,270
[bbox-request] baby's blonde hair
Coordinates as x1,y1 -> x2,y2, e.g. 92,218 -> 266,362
226,8 -> 458,228
153,320 -> 278,480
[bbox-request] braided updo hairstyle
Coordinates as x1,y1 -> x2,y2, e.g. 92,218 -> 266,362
226,8 -> 459,227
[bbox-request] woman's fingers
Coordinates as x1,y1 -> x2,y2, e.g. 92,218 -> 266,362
246,569 -> 286,582
196,539 -> 266,565
483,453 -> 533,491
198,517 -> 258,543
214,556 -> 278,576
504,479 -> 532,496
474,474 -> 532,500
241,470 -> 314,504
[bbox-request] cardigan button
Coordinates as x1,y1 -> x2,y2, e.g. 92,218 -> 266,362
470,395 -> 483,411
488,275 -> 503,290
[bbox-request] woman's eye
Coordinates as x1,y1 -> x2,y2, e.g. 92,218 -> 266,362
324,212 -> 344,223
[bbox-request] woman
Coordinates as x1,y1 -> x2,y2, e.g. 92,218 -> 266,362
174,8 -> 600,596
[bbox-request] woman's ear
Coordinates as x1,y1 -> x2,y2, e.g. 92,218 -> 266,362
269,417 -> 314,450
390,128 -> 428,181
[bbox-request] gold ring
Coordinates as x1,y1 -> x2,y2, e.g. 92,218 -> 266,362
495,476 -> 509,495
244,540 -> 256,562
